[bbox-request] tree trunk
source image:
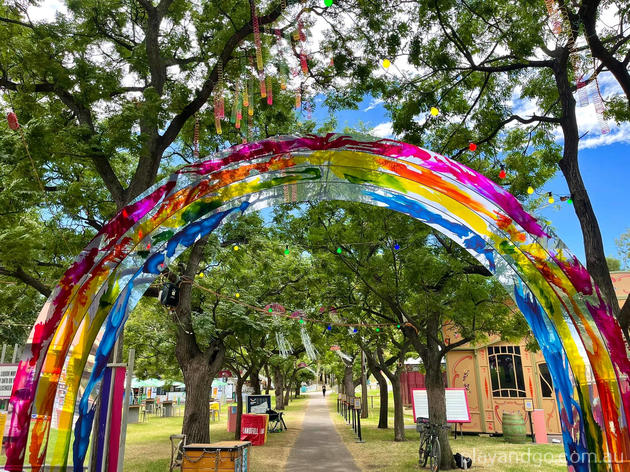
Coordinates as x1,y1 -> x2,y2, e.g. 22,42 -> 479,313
368,362 -> 389,429
234,374 -> 246,440
343,363 -> 354,397
389,370 -> 405,442
284,385 -> 291,407
180,354 -> 213,444
552,51 -> 626,340
424,347 -> 454,469
250,366 -> 261,395
264,364 -> 271,394
273,366 -> 284,410
360,352 -> 368,419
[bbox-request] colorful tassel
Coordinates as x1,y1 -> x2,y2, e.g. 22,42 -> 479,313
266,76 -> 273,105
248,78 -> 254,116
577,80 -> 589,107
295,87 -> 302,109
259,72 -> 266,98
251,1 -> 263,71
193,114 -> 200,159
300,50 -> 309,75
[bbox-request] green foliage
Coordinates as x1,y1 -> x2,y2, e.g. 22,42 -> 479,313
616,229 -> 630,269
607,256 -> 622,272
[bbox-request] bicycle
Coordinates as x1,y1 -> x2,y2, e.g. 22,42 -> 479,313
416,417 -> 450,472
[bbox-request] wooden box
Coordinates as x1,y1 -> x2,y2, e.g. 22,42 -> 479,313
182,441 -> 251,472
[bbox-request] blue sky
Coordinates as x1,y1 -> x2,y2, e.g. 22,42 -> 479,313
308,95 -> 629,266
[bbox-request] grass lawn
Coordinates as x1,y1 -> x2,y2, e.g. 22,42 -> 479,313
329,392 -> 566,472
123,395 -> 308,471
0,395 -> 308,471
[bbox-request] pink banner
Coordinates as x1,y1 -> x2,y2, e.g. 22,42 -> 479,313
108,366 -> 126,471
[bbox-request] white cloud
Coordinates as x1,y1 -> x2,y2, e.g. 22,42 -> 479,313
28,1 -> 66,22
363,98 -> 384,112
371,122 -> 394,138
579,122 -> 630,149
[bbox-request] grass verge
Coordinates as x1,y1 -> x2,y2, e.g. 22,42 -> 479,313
328,392 -> 566,472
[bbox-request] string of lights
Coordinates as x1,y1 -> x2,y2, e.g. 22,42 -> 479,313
192,282 -> 400,330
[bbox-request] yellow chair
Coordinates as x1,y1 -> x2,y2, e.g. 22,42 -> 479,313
210,402 -> 220,421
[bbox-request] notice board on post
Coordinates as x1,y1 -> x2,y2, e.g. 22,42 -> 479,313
246,394 -> 271,414
411,388 -> 471,423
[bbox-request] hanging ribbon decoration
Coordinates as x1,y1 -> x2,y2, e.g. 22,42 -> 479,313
252,0 -> 264,71
214,62 -> 224,134
193,114 -> 200,159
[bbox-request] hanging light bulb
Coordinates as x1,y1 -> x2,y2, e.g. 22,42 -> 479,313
268,308 -> 273,313
397,324 -> 401,328
394,242 -> 400,250
336,247 -> 342,254
324,0 -> 333,6
299,319 -> 305,324
382,59 -> 391,69
499,165 -> 506,180
567,196 -> 573,204
327,325 -> 332,331
548,192 -> 554,204
233,245 -> 239,251
375,327 -> 380,332
284,245 -> 290,255
469,142 -> 477,151
235,293 -> 240,298
353,328 -> 358,333
527,186 -> 534,195
430,107 -> 439,116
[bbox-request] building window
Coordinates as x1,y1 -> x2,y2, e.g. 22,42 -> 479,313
488,345 -> 526,398
538,363 -> 554,398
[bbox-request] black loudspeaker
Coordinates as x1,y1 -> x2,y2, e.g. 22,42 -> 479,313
159,282 -> 180,307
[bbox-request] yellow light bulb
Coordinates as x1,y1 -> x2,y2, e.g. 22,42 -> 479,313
548,196 -> 555,204
235,293 -> 240,298
527,186 -> 534,194
233,245 -> 239,251
430,107 -> 439,116
198,272 -> 204,278
382,59 -> 391,69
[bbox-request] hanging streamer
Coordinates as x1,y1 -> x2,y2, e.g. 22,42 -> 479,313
243,79 -> 249,108
300,324 -> 318,361
193,114 -> 200,159
252,1 -> 264,71
275,332 -> 293,358
591,77 -> 610,134
248,78 -> 254,116
335,350 -> 353,363
577,80 -> 589,107
230,80 -> 241,125
266,76 -> 273,106
295,86 -> 302,109
259,72 -> 266,98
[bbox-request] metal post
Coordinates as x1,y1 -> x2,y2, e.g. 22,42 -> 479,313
528,411 -> 535,443
11,344 -> 19,363
117,348 -> 135,472
357,411 -> 363,443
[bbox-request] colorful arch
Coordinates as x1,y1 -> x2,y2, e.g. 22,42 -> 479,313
6,134 -> 630,471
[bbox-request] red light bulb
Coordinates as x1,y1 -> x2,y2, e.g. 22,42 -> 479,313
469,142 -> 477,151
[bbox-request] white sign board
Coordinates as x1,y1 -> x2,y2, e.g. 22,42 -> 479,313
0,364 -> 18,399
411,388 -> 471,423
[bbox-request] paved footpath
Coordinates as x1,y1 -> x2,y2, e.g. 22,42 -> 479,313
285,392 -> 361,472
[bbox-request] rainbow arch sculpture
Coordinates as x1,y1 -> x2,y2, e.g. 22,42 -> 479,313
6,134 -> 630,471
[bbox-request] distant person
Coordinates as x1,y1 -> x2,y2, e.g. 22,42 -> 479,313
322,385 -> 327,397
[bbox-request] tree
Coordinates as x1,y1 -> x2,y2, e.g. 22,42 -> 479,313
617,228 -> 630,269
276,202 -> 527,468
607,256 -> 622,272
0,0 -> 326,449
314,0 -> 630,338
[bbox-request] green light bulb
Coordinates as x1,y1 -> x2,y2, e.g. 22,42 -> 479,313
269,308 -> 273,313
376,327 -> 380,332
336,247 -> 342,254
299,319 -> 304,324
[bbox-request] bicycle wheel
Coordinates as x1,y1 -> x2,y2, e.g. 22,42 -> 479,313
418,433 -> 430,467
429,436 -> 440,472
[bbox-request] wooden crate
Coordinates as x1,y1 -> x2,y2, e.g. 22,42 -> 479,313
182,441 -> 251,472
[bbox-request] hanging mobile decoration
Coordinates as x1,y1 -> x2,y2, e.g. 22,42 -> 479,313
592,77 -> 610,134
252,0 -> 264,71
242,79 -> 249,108
235,95 -> 242,129
248,78 -> 255,116
295,84 -> 302,109
259,71 -> 267,98
193,114 -> 200,159
301,323 -> 318,361
214,62 -> 224,134
335,350 -> 353,362
230,80 -> 241,125
266,75 -> 273,105
577,79 -> 590,107
305,100 -> 312,120
248,111 -> 253,141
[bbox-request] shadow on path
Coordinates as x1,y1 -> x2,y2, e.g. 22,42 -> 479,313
285,392 -> 361,472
